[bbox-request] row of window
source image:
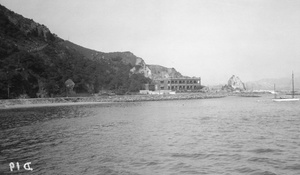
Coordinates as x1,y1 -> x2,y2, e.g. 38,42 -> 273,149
160,86 -> 198,90
160,80 -> 200,84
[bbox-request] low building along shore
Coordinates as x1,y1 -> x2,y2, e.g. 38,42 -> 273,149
142,77 -> 202,94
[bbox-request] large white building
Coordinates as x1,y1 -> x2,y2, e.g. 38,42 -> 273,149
147,77 -> 202,92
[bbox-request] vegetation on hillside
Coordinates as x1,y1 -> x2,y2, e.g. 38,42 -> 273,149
0,4 -> 151,99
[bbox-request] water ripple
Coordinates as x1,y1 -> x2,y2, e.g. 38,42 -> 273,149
1,96 -> 300,174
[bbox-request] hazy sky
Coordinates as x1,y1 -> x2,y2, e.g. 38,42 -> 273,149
1,0 -> 300,85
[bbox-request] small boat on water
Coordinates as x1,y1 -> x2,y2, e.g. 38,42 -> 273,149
273,98 -> 299,102
273,72 -> 299,102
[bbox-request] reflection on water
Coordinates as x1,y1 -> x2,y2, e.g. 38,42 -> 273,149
1,96 -> 300,174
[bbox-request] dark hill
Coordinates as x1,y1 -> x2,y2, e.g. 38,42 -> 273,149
0,4 -> 151,98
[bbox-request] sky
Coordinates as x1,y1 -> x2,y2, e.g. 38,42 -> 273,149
1,0 -> 300,85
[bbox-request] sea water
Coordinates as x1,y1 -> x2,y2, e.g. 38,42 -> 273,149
1,95 -> 300,174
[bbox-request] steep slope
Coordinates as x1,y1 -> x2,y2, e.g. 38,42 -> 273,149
62,40 -> 104,60
63,40 -> 139,65
63,41 -> 152,78
147,65 -> 185,79
0,4 -> 152,98
0,4 -> 56,51
62,40 -> 186,80
0,3 -> 187,99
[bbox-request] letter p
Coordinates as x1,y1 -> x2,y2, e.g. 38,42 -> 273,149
9,162 -> 15,171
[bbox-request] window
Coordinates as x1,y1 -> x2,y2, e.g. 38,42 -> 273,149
160,81 -> 164,84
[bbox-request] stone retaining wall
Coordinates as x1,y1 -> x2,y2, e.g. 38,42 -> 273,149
0,93 -> 227,106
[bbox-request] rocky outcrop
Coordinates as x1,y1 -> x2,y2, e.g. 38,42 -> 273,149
147,65 -> 185,79
130,57 -> 152,78
222,75 -> 246,91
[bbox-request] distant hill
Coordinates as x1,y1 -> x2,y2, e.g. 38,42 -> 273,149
245,77 -> 300,91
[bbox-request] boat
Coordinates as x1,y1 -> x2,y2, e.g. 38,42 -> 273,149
273,72 -> 299,102
273,98 -> 299,102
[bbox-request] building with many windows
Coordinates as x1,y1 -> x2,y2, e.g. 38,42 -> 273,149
145,77 -> 201,92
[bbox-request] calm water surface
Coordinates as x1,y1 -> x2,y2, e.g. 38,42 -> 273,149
1,95 -> 300,175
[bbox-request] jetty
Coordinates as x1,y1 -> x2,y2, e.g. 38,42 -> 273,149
0,93 -> 226,109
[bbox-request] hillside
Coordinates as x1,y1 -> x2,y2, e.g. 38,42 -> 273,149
62,41 -> 187,80
0,4 -> 153,98
0,3 -> 189,99
0,4 -> 56,54
63,41 -> 136,65
147,65 -> 185,79
62,41 -> 153,78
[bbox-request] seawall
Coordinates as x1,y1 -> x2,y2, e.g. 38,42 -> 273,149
0,93 -> 226,108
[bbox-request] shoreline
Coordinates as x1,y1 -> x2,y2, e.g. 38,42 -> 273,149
0,93 -> 226,109
0,102 -> 111,109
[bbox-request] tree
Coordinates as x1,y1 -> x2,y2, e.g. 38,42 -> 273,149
128,73 -> 152,92
65,79 -> 75,96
